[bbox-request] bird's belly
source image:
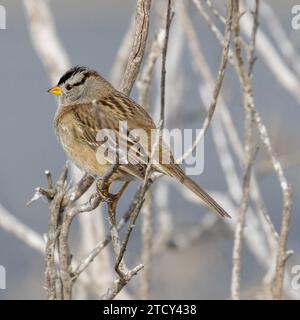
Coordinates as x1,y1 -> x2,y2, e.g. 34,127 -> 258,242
55,122 -> 132,181
68,142 -> 104,176
55,123 -> 106,177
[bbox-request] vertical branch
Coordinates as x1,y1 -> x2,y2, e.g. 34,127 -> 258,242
160,0 -> 174,127
231,149 -> 255,298
176,0 -> 233,163
247,0 -> 259,77
140,191 -> 152,299
272,187 -> 293,299
136,24 -> 167,299
186,0 -> 295,299
228,0 -> 293,299
58,211 -> 73,300
113,0 -> 175,295
150,12 -> 185,255
231,149 -> 256,300
239,1 -> 300,104
110,14 -> 135,87
44,165 -> 68,299
110,9 -> 155,288
119,0 -> 152,95
23,0 -> 151,300
194,0 -> 280,280
137,27 -> 165,108
258,0 -> 300,77
72,187 -> 144,281
139,2 -> 173,298
152,182 -> 173,253
231,0 -> 258,300
198,86 -> 271,268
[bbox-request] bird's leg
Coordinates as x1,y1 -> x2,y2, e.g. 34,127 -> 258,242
96,178 -> 115,202
109,181 -> 130,214
116,181 -> 130,201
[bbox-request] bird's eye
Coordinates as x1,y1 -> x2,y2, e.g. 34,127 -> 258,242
65,84 -> 72,91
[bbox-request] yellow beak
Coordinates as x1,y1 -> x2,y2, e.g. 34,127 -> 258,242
47,86 -> 62,95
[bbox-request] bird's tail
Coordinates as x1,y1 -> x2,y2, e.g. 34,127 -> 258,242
162,164 -> 231,218
181,174 -> 231,218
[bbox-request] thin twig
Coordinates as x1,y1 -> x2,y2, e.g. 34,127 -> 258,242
195,0 -> 279,260
110,14 -> 136,87
247,0 -> 259,77
44,164 -> 68,299
58,192 -> 102,300
160,0 -> 174,127
199,85 -> 272,268
72,186 -> 143,281
231,148 -> 257,300
23,0 -> 153,300
253,0 -> 300,78
231,0 -> 258,300
272,186 -> 293,299
239,1 -> 300,104
201,0 -> 300,104
137,27 -> 166,108
113,0 -> 174,288
101,264 -> 144,300
176,0 -> 233,163
191,0 -> 273,264
140,191 -> 152,299
187,0 -> 296,299
231,0 -> 293,299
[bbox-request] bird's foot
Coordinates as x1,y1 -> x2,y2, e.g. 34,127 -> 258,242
96,179 -> 116,202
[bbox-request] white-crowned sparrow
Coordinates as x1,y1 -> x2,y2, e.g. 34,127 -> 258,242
48,66 -> 230,218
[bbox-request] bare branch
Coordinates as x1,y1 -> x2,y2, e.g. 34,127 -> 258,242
110,14 -> 135,87
176,0 -> 233,163
231,148 -> 257,300
231,0 -> 259,300
182,3 -> 285,297
201,0 -> 300,105
195,0 -> 279,264
101,264 -> 144,300
247,0 -> 259,77
140,191 -> 152,299
253,0 -> 300,78
44,164 -> 69,299
119,0 -> 152,95
160,0 -> 174,126
72,186 -> 143,281
137,27 -> 165,108
239,1 -> 300,104
229,0 -> 293,299
272,186 -> 293,299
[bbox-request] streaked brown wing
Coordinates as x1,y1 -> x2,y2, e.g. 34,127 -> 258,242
71,101 -> 151,180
